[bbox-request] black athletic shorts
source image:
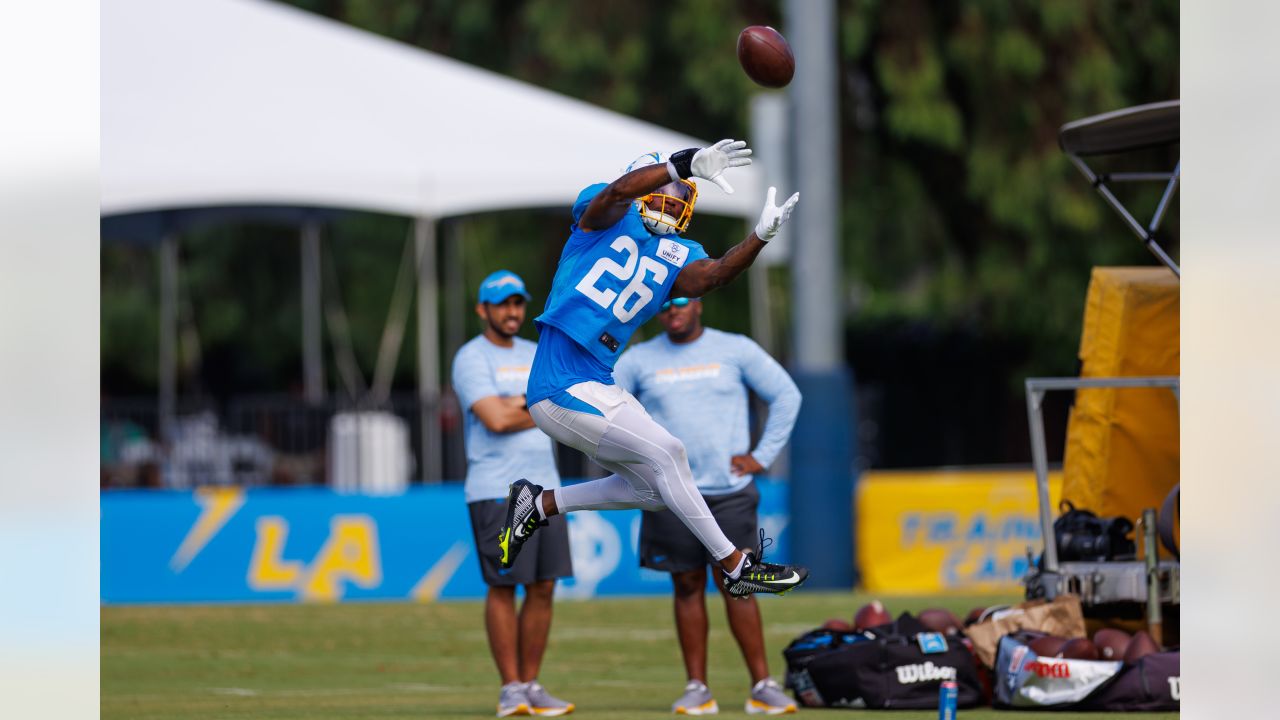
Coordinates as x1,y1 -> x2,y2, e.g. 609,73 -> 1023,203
468,498 -> 574,587
639,480 -> 760,573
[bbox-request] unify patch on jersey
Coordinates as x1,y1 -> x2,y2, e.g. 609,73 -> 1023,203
656,238 -> 690,268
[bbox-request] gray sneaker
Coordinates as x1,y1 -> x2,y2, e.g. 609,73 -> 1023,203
672,680 -> 718,715
497,682 -> 530,717
524,681 -> 574,717
745,678 -> 796,715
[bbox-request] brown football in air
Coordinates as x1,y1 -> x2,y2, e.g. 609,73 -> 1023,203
737,25 -> 795,88
1124,630 -> 1161,664
1093,629 -> 1132,661
853,600 -> 892,630
919,607 -> 964,636
822,618 -> 854,632
1029,635 -> 1068,658
1059,638 -> 1101,660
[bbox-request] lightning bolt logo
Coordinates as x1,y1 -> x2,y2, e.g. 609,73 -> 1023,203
170,487 -> 245,572
409,541 -> 470,602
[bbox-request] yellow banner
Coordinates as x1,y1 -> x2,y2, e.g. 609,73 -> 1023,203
857,469 -> 1062,594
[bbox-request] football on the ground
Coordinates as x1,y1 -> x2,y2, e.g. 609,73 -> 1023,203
737,26 -> 795,88
919,607 -> 963,636
963,606 -> 988,626
1093,628 -> 1132,660
853,600 -> 892,630
1124,630 -> 1161,664
1059,637 -> 1101,660
1028,635 -> 1067,658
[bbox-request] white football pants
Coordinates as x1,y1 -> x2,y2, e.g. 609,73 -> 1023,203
530,381 -> 737,561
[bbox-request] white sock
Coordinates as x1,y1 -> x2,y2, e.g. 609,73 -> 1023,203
727,552 -> 749,580
534,489 -> 551,521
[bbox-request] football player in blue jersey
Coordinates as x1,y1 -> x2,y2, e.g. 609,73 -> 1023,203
498,139 -> 808,598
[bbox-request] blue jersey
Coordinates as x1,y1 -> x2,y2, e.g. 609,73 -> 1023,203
529,183 -> 709,404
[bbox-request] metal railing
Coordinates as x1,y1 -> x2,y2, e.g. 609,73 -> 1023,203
1024,375 -> 1180,571
101,393 -> 468,489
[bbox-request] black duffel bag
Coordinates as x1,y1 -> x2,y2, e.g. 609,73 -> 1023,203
783,613 -> 984,709
783,627 -> 874,707
1074,651 -> 1180,711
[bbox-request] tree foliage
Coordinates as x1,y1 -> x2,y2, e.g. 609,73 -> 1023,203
286,0 -> 1178,377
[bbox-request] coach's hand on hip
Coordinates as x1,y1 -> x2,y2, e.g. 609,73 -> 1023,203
730,454 -> 765,476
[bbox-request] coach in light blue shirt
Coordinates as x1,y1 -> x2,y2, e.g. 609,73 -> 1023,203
613,299 -> 801,495
612,296 -> 801,714
450,269 -> 575,716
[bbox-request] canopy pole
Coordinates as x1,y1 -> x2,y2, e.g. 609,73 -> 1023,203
158,232 -> 178,445
301,220 -> 325,404
786,0 -> 854,591
415,217 -> 442,483
748,92 -> 791,355
748,263 -> 773,355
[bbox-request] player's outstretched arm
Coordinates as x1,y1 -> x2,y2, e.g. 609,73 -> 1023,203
671,186 -> 799,297
579,163 -> 676,232
579,139 -> 753,231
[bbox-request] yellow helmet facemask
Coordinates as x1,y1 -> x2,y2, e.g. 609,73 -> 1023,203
636,179 -> 698,236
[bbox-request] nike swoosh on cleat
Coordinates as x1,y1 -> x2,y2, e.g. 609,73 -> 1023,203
513,523 -> 527,539
771,572 -> 803,585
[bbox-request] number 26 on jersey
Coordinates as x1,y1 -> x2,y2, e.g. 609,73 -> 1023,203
575,236 -> 669,322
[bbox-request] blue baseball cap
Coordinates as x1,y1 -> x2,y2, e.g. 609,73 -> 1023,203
477,270 -> 532,305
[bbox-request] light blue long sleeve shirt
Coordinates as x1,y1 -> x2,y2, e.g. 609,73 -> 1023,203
452,335 -> 560,503
614,328 -> 802,495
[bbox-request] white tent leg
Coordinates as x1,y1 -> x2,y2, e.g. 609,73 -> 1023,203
443,220 -> 465,371
415,217 -> 441,483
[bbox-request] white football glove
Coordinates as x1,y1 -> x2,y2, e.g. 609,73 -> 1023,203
668,139 -> 753,194
754,186 -> 800,242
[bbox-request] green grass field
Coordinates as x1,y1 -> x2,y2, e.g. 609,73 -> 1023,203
102,591 -> 1176,719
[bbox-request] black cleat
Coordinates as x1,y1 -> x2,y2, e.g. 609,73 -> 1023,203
723,552 -> 809,597
722,530 -> 810,597
498,479 -> 547,569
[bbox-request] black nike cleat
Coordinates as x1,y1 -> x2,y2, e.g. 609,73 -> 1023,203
723,552 -> 809,597
498,479 -> 547,569
722,529 -> 810,597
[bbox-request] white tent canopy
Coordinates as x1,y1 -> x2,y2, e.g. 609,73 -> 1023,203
102,0 -> 763,221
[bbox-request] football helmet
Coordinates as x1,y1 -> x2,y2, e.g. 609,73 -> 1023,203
625,152 -> 699,236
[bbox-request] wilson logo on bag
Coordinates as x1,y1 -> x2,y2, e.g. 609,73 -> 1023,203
894,662 -> 958,684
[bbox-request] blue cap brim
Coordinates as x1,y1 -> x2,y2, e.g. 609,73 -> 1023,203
480,289 -> 532,304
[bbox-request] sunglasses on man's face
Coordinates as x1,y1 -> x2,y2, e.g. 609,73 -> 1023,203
660,297 -> 694,312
